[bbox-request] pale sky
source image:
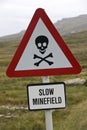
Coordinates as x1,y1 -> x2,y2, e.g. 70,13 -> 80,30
0,0 -> 87,36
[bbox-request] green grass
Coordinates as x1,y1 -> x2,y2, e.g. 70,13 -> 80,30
0,31 -> 87,130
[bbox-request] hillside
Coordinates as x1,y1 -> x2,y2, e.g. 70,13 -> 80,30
0,14 -> 87,42
0,30 -> 24,42
55,14 -> 87,35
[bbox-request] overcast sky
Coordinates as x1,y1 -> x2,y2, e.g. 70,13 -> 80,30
0,0 -> 87,37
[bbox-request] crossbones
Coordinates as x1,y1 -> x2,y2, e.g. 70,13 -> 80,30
33,53 -> 54,66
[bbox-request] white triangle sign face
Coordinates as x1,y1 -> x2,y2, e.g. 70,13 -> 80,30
15,18 -> 72,70
6,8 -> 81,77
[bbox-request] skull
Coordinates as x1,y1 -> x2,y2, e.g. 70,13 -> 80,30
35,35 -> 49,54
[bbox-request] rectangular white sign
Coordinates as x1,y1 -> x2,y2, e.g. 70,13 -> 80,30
27,82 -> 66,110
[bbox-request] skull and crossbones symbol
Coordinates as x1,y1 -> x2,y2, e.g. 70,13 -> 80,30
33,35 -> 54,66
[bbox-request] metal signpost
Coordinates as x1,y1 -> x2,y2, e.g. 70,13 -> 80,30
6,8 -> 81,130
27,76 -> 66,130
42,76 -> 53,130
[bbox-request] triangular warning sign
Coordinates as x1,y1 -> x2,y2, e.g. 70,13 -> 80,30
6,8 -> 81,77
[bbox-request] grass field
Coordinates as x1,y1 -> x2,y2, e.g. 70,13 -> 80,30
0,31 -> 87,130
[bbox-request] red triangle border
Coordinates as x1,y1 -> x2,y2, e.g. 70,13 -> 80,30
6,8 -> 82,77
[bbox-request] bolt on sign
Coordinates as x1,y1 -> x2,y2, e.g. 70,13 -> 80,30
6,8 -> 81,77
27,82 -> 66,110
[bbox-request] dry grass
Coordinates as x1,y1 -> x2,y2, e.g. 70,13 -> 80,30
0,31 -> 87,130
